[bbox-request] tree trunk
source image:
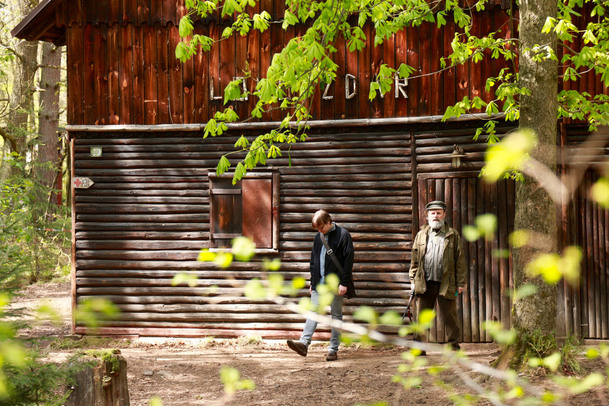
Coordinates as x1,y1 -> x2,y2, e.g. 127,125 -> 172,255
36,42 -> 63,210
1,0 -> 39,181
66,351 -> 130,406
500,0 -> 558,368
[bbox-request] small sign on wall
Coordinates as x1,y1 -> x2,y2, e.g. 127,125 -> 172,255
90,146 -> 103,157
73,177 -> 94,189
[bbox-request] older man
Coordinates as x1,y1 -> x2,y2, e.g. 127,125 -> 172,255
409,200 -> 467,352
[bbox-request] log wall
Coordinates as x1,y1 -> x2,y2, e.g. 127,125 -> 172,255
71,122 -> 517,340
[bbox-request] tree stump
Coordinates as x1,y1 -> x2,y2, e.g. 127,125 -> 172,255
66,349 -> 130,405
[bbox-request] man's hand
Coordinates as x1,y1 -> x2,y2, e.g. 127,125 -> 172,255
338,285 -> 347,296
458,287 -> 464,294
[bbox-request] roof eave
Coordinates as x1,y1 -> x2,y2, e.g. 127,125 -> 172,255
11,0 -> 66,46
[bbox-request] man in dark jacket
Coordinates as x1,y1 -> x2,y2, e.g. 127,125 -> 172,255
409,200 -> 467,353
287,210 -> 354,361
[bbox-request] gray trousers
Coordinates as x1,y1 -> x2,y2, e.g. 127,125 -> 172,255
299,290 -> 344,352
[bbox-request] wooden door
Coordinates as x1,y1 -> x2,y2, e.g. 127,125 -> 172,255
415,175 -> 515,343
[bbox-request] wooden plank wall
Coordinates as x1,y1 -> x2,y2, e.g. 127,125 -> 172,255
66,4 -> 516,126
560,126 -> 609,339
71,126 -> 412,338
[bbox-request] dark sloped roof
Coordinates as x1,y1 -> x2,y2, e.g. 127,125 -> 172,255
11,0 -> 65,45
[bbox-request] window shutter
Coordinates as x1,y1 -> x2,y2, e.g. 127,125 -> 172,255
242,178 -> 272,248
210,178 -> 242,247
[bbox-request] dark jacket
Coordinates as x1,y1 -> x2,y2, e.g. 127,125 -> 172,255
310,224 -> 354,291
409,222 -> 467,299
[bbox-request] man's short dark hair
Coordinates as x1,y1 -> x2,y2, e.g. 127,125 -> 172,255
312,210 -> 332,228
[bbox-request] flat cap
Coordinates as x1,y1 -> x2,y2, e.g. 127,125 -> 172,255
425,200 -> 446,211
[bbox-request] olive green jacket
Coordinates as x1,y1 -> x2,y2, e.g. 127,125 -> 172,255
408,223 -> 467,299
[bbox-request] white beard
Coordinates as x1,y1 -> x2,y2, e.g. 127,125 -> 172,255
428,218 -> 444,230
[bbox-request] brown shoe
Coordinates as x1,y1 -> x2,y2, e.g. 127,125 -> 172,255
326,351 -> 338,361
287,340 -> 307,357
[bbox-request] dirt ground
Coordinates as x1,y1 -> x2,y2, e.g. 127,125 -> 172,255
9,281 -> 609,406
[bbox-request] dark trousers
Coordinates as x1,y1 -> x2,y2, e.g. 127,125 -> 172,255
414,281 -> 461,346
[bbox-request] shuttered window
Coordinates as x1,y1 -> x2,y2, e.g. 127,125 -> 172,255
209,172 -> 279,252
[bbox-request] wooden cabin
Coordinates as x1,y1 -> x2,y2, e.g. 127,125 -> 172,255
12,0 -> 609,341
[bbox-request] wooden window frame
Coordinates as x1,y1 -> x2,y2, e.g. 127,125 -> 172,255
208,172 -> 279,254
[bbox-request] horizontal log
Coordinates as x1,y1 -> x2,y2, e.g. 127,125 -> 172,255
281,204 -> 409,216
280,196 -> 411,205
75,222 -> 207,232
76,213 -> 208,221
75,196 -> 207,204
416,152 -> 484,164
416,162 -> 484,173
415,143 -> 488,154
281,180 -> 407,190
280,163 -> 408,175
76,286 -> 408,298
78,294 -> 411,307
75,156 -> 409,169
75,203 -> 207,214
76,277 -> 409,293
111,303 -> 411,315
280,231 -> 411,242
281,213 -> 410,222
74,260 -> 408,272
76,240 -> 208,250
76,190 -> 208,198
281,222 -> 412,234
281,241 -> 410,251
75,250 -> 201,260
75,270 -> 411,283
75,231 -> 208,240
75,168 -> 209,176
282,188 -> 410,197
78,176 -> 207,184
77,182 -> 209,190
281,251 -> 408,262
75,146 -> 411,160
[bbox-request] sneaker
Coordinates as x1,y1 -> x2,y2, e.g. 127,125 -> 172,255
287,340 -> 307,357
450,343 -> 461,351
326,351 -> 338,361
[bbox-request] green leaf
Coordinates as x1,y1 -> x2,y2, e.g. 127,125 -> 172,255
234,135 -> 249,148
462,225 -> 481,241
198,249 -> 216,262
231,236 -> 256,261
512,284 -> 538,300
172,272 -> 198,287
179,16 -> 194,37
262,258 -> 282,272
475,214 -> 497,240
213,252 -> 233,268
353,306 -> 378,324
481,321 -> 517,345
542,17 -> 556,34
591,177 -> 609,209
244,279 -> 266,299
216,156 -> 231,176
379,311 -> 403,326
483,129 -> 537,182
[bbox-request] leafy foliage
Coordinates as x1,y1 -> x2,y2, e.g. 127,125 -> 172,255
0,161 -> 71,289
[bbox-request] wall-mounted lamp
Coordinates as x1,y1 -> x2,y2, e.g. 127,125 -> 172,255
451,145 -> 466,168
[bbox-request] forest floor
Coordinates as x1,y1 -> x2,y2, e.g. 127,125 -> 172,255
9,281 -> 609,406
